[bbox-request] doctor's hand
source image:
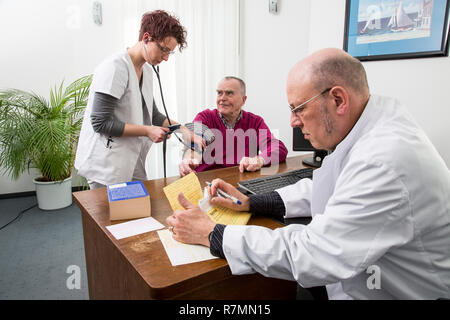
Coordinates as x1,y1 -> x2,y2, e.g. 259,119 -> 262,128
179,158 -> 200,177
208,179 -> 250,212
239,156 -> 264,173
166,192 -> 216,247
146,126 -> 170,143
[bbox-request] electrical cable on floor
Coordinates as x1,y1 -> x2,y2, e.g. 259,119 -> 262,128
0,203 -> 37,231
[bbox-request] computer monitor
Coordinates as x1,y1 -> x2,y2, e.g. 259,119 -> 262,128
292,127 -> 328,168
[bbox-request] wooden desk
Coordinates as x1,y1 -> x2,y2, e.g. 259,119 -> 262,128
73,155 -> 310,299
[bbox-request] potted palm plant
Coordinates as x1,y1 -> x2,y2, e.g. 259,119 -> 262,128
0,75 -> 92,210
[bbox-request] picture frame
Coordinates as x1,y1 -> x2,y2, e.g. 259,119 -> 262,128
343,0 -> 450,61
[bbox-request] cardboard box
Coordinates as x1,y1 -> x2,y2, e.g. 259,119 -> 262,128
107,181 -> 151,221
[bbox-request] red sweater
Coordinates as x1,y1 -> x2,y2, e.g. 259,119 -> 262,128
193,109 -> 288,172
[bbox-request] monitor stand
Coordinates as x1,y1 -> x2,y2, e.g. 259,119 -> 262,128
302,150 -> 328,168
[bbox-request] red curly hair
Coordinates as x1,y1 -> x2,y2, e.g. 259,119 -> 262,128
139,10 -> 187,51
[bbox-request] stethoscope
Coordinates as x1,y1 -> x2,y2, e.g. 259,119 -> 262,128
143,41 -> 184,140
143,41 -> 207,177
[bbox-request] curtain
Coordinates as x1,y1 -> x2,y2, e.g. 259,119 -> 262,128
121,0 -> 240,179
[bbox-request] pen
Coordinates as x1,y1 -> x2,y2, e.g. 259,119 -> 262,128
205,181 -> 242,205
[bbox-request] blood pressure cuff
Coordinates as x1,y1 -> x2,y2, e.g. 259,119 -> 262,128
183,122 -> 216,153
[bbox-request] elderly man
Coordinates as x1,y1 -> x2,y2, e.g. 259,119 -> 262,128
178,76 -> 287,176
166,48 -> 450,300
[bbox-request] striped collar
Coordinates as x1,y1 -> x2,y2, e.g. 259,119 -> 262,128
219,110 -> 242,129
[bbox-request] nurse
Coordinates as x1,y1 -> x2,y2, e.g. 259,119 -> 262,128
75,10 -> 204,189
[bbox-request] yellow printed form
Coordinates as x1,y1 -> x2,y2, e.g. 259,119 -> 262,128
207,205 -> 251,225
163,172 -> 251,225
163,172 -> 203,211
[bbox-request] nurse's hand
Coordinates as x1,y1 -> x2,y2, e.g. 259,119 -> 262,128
208,179 -> 250,212
146,126 -> 170,143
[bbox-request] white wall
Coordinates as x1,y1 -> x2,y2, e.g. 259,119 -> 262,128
0,0 -> 124,194
239,0 -> 312,157
309,0 -> 450,168
241,0 -> 450,169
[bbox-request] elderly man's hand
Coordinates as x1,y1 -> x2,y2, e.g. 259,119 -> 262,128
191,133 -> 206,150
166,192 -> 216,247
180,128 -> 206,150
239,156 -> 264,173
179,158 -> 200,177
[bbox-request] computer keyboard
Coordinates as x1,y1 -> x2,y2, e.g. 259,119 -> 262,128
238,167 -> 313,195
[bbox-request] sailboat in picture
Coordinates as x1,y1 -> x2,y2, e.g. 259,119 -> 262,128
360,5 -> 382,34
388,0 -> 415,31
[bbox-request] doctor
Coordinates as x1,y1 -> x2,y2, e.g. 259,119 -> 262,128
75,10 -> 204,189
166,48 -> 450,299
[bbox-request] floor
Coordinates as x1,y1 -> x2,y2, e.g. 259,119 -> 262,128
0,196 -> 89,299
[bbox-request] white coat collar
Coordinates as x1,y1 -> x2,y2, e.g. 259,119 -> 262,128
311,95 -> 379,215
123,51 -> 154,124
327,95 -> 378,164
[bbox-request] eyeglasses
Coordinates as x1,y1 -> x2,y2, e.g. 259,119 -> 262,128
290,88 -> 331,116
155,42 -> 175,56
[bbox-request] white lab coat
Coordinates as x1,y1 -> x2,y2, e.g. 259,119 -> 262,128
223,95 -> 450,299
75,51 -> 154,185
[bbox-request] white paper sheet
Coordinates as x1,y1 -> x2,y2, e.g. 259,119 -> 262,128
157,229 -> 218,266
106,217 -> 165,240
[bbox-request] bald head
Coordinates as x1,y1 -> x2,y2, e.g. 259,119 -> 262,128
287,49 -> 371,151
288,48 -> 369,98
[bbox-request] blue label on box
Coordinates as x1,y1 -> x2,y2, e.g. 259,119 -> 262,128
107,181 -> 149,201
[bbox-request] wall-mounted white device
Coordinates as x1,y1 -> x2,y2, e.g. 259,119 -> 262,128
92,1 -> 102,26
269,0 -> 278,14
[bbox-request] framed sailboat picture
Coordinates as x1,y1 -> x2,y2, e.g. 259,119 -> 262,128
343,0 -> 450,61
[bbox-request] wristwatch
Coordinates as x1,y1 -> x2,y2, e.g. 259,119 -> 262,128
208,230 -> 214,244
